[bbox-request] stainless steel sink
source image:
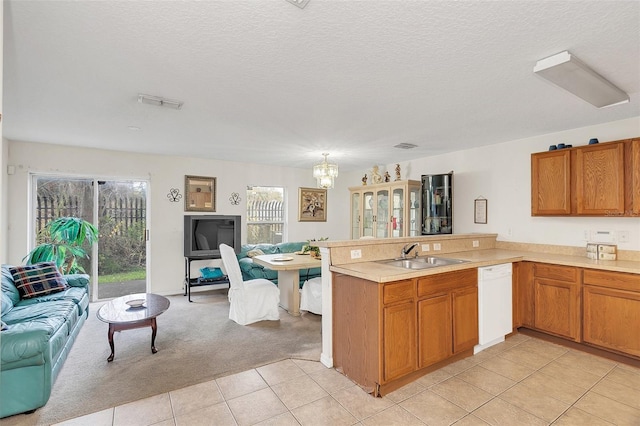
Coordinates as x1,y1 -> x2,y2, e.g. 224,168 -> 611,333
379,256 -> 468,270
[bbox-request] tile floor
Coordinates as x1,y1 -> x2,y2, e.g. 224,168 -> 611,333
55,334 -> 640,426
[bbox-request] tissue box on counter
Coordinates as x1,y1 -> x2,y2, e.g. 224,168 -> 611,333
586,243 -> 617,260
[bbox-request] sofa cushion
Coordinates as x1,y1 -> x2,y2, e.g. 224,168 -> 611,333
1,320 -> 7,331
238,244 -> 280,260
1,292 -> 14,316
2,265 -> 22,306
276,242 -> 305,253
17,287 -> 89,317
9,262 -> 69,299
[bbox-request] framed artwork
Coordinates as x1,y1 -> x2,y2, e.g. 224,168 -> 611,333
474,198 -> 488,224
185,175 -> 216,212
298,187 -> 327,222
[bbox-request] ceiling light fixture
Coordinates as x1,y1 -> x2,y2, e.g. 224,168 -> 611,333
137,94 -> 184,110
285,0 -> 310,9
533,51 -> 629,108
313,153 -> 339,189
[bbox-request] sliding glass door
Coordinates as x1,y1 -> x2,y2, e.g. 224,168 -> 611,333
32,175 -> 148,300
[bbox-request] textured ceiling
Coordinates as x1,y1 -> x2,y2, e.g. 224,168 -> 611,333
3,1 -> 640,172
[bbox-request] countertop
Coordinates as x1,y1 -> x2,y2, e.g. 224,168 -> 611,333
330,248 -> 640,283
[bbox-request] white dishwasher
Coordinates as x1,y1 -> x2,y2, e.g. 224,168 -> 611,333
474,263 -> 513,354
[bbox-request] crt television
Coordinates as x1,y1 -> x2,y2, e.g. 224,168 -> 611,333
184,215 -> 241,258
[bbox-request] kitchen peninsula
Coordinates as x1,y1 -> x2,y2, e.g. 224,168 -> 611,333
315,234 -> 640,396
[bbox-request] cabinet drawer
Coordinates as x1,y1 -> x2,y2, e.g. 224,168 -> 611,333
418,268 -> 477,298
534,263 -> 577,282
383,280 -> 415,305
583,269 -> 640,292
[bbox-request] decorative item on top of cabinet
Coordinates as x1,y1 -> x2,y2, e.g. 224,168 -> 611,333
349,180 -> 421,239
531,137 -> 639,216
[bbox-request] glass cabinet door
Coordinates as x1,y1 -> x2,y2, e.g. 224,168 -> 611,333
422,173 -> 453,235
391,187 -> 404,237
363,191 -> 374,237
375,188 -> 389,238
408,185 -> 421,236
351,192 -> 361,239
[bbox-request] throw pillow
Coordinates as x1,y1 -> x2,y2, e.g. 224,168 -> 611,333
9,262 -> 69,299
247,249 -> 265,258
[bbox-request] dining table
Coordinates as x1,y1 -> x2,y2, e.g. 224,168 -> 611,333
252,252 -> 321,316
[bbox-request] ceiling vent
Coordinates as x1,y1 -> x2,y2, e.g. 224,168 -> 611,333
394,143 -> 418,149
137,94 -> 184,110
285,0 -> 310,9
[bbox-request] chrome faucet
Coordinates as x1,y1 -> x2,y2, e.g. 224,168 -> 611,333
401,243 -> 418,259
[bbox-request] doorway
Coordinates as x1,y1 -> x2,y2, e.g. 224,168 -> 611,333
33,176 -> 149,300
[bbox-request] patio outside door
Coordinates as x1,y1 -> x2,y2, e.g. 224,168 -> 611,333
33,176 -> 148,300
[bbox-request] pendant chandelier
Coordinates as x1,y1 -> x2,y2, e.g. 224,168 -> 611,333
312,153 -> 339,189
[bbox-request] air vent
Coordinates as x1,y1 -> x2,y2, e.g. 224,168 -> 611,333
138,94 -> 184,110
394,143 -> 418,149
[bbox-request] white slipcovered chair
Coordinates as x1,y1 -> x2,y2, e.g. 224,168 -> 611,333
300,277 -> 322,315
219,244 -> 280,325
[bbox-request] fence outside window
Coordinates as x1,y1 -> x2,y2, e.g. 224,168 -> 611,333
246,187 -> 285,244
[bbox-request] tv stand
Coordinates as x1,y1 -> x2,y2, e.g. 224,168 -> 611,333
184,256 -> 230,302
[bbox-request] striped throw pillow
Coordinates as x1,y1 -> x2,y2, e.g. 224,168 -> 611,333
9,262 -> 68,299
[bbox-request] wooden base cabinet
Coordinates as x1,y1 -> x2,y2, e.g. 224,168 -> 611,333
583,269 -> 640,358
533,264 -> 580,341
417,269 -> 478,369
333,268 -> 478,395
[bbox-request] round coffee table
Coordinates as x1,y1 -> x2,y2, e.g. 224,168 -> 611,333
97,293 -> 170,362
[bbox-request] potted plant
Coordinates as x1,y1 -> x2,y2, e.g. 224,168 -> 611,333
301,237 -> 327,259
24,217 -> 98,274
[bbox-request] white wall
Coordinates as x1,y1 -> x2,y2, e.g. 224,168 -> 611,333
5,141 -> 350,295
0,0 -> 6,263
364,116 -> 640,251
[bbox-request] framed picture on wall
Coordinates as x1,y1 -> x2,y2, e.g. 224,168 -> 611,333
298,187 -> 327,222
474,198 -> 487,224
185,175 -> 216,212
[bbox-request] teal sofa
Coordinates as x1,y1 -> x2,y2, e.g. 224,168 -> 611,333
237,242 -> 321,286
0,265 -> 90,418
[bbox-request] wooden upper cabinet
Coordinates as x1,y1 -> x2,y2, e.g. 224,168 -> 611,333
531,137 -> 639,216
629,138 -> 640,215
531,150 -> 571,215
576,142 -> 625,215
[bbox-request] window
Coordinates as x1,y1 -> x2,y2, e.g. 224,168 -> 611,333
246,186 -> 285,244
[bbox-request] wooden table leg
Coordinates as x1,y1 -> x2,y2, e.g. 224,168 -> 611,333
107,324 -> 115,362
151,318 -> 158,354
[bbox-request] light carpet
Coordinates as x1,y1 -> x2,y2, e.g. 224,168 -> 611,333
2,289 -> 321,426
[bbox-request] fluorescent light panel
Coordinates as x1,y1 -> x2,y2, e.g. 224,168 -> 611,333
533,51 -> 629,108
138,94 -> 184,110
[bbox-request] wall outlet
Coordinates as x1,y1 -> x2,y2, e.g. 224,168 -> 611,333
433,243 -> 442,251
350,249 -> 362,259
472,240 -> 479,248
421,244 -> 430,252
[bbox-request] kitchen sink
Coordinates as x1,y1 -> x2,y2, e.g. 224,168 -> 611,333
379,256 -> 469,270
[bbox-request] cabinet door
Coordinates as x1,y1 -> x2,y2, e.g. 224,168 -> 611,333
390,186 -> 404,237
576,142 -> 625,215
534,278 -> 580,341
362,190 -> 374,237
407,183 -> 421,237
452,286 -> 479,353
531,150 -> 571,215
383,301 -> 416,381
350,191 -> 361,239
375,188 -> 390,238
513,262 -> 534,328
583,285 -> 640,357
630,139 -> 640,215
418,294 -> 451,368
